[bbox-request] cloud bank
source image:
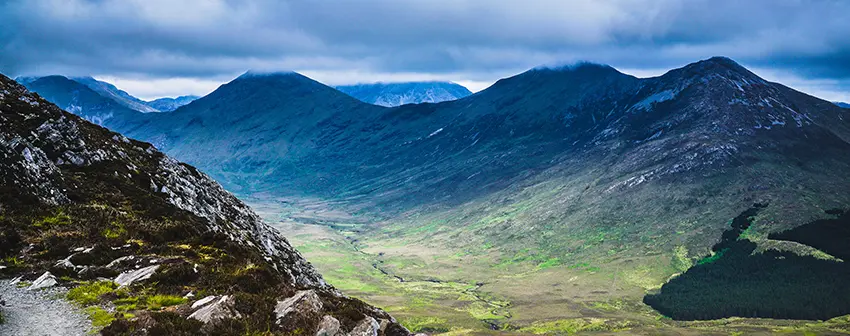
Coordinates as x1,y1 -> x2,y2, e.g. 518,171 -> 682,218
1,0 -> 849,100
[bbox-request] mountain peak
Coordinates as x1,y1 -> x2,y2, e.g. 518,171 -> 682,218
676,56 -> 762,81
237,70 -> 300,79
533,61 -> 616,74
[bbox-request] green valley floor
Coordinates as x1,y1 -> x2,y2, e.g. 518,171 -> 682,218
246,197 -> 850,336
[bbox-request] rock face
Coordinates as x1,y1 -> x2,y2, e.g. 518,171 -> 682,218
335,81 -> 472,107
0,74 -> 408,335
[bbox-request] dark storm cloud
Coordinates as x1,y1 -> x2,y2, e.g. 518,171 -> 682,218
1,0 -> 849,97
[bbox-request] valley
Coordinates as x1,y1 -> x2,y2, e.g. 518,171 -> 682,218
248,196 -> 850,335
4,3 -> 850,335
10,56 -> 850,335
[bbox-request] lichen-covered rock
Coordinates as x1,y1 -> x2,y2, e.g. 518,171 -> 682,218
0,74 -> 411,335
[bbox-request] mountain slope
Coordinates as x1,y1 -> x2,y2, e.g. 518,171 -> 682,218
147,95 -> 199,112
115,57 -> 850,272
0,74 -> 408,335
119,71 -> 387,192
116,58 -> 850,228
72,76 -> 160,112
836,101 -> 850,108
336,81 -> 472,107
20,75 -> 144,129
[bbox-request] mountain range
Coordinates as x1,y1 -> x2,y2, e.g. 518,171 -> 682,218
335,81 -> 472,106
16,76 -> 199,115
15,57 -> 850,330
836,101 -> 850,108
0,73 -> 408,335
24,57 -> 850,253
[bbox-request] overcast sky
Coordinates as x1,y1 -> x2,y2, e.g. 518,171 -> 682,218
1,0 -> 849,102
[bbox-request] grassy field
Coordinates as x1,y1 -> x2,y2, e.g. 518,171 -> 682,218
246,196 -> 850,335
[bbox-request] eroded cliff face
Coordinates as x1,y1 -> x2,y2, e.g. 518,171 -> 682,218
0,74 -> 410,336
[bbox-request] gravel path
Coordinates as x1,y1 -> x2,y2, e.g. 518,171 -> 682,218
0,279 -> 92,336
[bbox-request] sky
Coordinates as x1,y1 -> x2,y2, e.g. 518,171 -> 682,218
1,0 -> 849,102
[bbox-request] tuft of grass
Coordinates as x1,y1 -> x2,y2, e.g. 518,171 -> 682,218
67,281 -> 117,306
4,256 -> 24,267
102,222 -> 127,239
145,294 -> 188,310
15,281 -> 31,288
84,306 -> 115,328
536,257 -> 562,270
33,211 -> 71,228
113,297 -> 140,312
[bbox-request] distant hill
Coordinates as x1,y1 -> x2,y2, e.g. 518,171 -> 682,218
72,76 -> 161,112
335,81 -> 472,106
147,95 -> 199,111
835,101 -> 850,108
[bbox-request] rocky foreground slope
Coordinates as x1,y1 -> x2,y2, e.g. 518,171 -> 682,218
0,74 -> 409,335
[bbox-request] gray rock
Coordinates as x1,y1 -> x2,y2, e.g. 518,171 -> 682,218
27,272 -> 57,291
188,295 -> 241,323
315,315 -> 341,336
114,264 -> 158,287
274,289 -> 323,323
347,316 -> 379,336
190,295 -> 218,309
105,255 -> 135,269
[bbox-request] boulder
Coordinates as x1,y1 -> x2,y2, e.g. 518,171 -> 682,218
315,315 -> 341,336
274,289 -> 323,323
27,271 -> 57,290
114,264 -> 158,287
348,316 -> 380,336
188,295 -> 241,323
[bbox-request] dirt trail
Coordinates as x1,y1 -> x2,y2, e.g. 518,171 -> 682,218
0,280 -> 92,336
